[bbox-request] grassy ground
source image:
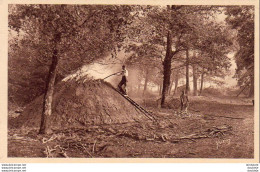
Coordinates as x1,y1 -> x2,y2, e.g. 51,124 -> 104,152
8,95 -> 254,158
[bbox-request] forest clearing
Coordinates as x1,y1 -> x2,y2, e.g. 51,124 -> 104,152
8,90 -> 254,158
8,78 -> 254,158
8,5 -> 255,158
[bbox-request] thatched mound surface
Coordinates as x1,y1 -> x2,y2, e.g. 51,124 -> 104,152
10,78 -> 146,129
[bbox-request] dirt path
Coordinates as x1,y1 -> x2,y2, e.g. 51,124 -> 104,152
8,96 -> 254,158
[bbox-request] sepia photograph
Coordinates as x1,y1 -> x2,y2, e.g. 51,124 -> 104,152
7,4 -> 257,160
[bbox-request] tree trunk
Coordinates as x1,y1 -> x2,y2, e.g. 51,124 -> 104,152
192,64 -> 198,96
185,48 -> 190,93
168,71 -> 175,95
173,70 -> 179,95
39,34 -> 60,134
159,84 -> 162,96
248,75 -> 254,97
143,69 -> 149,96
199,68 -> 205,96
161,31 -> 173,107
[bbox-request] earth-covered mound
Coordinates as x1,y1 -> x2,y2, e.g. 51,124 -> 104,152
9,78 -> 147,129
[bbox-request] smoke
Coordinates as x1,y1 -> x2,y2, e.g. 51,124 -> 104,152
63,62 -> 121,83
62,51 -> 128,85
61,53 -> 148,97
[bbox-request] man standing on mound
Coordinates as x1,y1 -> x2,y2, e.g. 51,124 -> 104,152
180,90 -> 189,112
117,65 -> 128,95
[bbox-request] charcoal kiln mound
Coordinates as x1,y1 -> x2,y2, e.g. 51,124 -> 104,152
9,78 -> 146,130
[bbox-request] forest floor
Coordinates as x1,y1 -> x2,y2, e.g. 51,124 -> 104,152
8,95 -> 254,158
